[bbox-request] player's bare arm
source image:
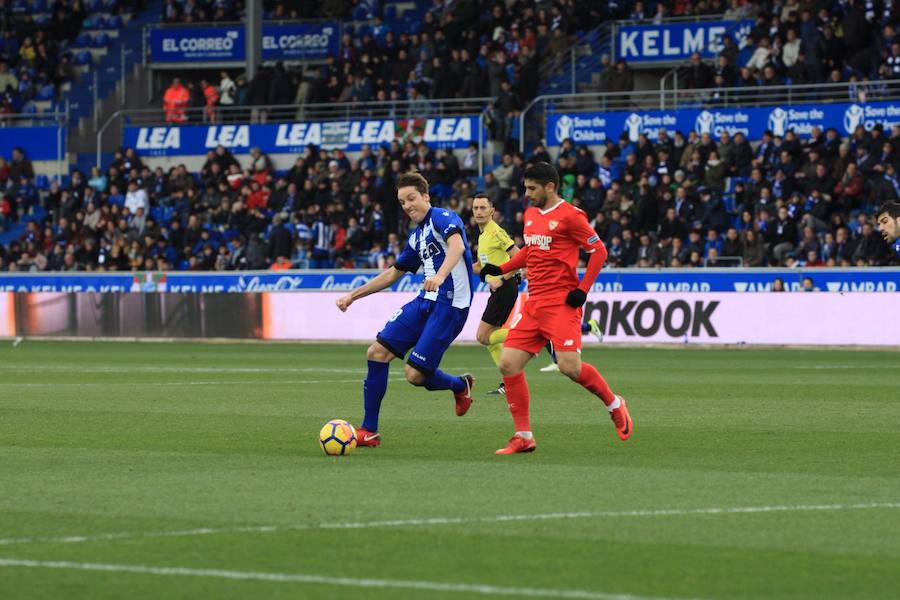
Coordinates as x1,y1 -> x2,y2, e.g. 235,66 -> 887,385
423,233 -> 464,292
335,267 -> 405,311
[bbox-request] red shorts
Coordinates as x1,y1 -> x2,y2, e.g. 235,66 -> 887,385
504,300 -> 582,355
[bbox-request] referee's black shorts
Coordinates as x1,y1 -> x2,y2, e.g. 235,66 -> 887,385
480,276 -> 520,327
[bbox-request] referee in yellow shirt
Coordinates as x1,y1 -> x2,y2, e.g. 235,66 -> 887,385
471,193 -> 520,395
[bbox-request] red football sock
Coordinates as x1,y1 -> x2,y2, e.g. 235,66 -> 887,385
577,362 -> 616,406
502,371 -> 531,432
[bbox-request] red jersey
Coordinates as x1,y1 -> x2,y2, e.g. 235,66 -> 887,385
521,200 -> 605,305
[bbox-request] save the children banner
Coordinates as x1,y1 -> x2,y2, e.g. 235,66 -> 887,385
547,100 -> 900,145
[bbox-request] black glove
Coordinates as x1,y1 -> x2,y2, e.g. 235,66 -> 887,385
565,288 -> 587,308
479,263 -> 502,281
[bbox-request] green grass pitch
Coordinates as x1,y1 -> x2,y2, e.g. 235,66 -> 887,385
0,340 -> 898,599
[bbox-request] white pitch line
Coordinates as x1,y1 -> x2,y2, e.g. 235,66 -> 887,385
0,378 -> 409,388
0,558 -> 694,600
0,365 -> 507,374
1,502 -> 897,548
0,365 -> 368,374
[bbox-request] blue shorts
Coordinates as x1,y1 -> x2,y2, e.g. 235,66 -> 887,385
376,296 -> 469,375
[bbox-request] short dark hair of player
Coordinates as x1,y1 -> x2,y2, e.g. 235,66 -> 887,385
877,201 -> 900,220
397,171 -> 429,195
523,161 -> 560,191
471,192 -> 492,205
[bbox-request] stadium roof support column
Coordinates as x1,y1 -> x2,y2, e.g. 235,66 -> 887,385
246,0 -> 262,83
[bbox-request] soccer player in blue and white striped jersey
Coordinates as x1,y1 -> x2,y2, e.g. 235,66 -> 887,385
336,171 -> 476,447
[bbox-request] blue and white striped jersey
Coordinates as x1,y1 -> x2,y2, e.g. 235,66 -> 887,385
312,220 -> 333,252
395,207 -> 474,309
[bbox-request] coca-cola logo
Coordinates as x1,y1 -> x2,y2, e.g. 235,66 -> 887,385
231,275 -> 305,292
318,275 -> 374,291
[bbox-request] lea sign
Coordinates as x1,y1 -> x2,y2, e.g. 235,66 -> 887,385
125,117 -> 479,156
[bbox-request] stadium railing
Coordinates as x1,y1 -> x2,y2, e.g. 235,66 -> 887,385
95,97 -> 496,171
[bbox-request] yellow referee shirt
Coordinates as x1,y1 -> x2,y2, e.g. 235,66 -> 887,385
477,220 -> 515,283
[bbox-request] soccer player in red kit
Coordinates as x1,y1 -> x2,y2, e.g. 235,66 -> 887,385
479,162 -> 633,454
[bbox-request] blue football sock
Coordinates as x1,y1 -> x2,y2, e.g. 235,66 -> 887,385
423,369 -> 466,393
545,342 -> 557,363
362,360 -> 389,432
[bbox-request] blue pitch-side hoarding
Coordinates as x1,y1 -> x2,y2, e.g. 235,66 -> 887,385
0,270 -> 896,293
0,127 -> 65,161
547,100 -> 900,145
149,23 -> 339,63
616,19 -> 753,63
123,117 -> 479,156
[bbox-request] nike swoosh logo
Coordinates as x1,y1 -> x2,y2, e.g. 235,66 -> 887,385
363,434 -> 379,442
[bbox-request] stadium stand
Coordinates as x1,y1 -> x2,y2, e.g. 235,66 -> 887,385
0,0 -> 143,117
0,0 -> 898,271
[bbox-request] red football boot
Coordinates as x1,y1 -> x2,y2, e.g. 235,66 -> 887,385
495,434 -> 536,454
454,373 -> 475,416
609,395 -> 633,441
355,427 -> 381,447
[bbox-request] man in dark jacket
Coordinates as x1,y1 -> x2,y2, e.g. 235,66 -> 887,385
268,214 -> 293,262
769,206 -> 799,265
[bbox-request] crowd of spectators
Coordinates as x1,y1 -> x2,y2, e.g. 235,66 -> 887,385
1,114 -> 898,272
0,140 -> 476,271
544,123 -> 897,268
669,0 -> 900,100
162,0 -> 618,139
0,0 -> 139,116
2,0 -> 899,270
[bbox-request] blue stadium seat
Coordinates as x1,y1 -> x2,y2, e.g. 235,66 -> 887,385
35,174 -> 49,190
73,33 -> 91,48
74,51 -> 92,65
21,102 -> 37,114
105,14 -> 123,29
384,5 -> 397,19
90,16 -> 106,29
12,0 -> 26,13
352,5 -> 366,19
37,84 -> 55,101
25,206 -> 47,222
92,33 -> 111,47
